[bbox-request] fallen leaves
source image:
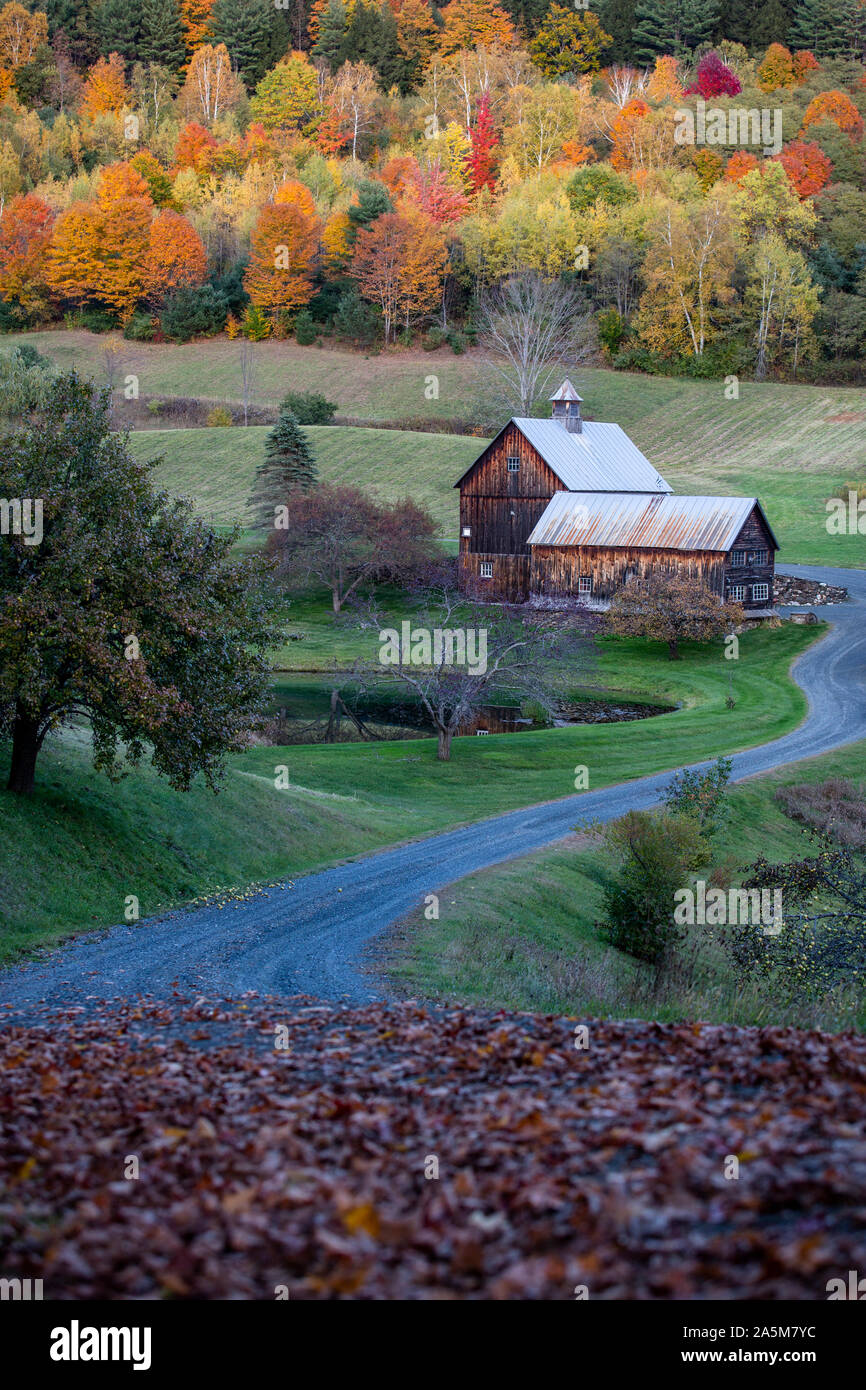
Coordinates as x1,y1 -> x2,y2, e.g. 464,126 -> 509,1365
1,996 -> 865,1299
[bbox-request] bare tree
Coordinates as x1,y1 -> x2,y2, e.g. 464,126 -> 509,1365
476,272 -> 595,418
239,340 -> 256,426
358,581 -> 592,761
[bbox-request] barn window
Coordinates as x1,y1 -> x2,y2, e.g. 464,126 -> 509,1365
462,526 -> 471,537
752,582 -> 769,603
578,576 -> 593,594
728,584 -> 747,602
480,561 -> 493,579
506,455 -> 520,472
730,549 -> 746,566
749,549 -> 768,566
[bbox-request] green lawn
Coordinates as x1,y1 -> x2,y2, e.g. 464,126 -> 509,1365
381,739 -> 866,1034
0,621 -> 821,959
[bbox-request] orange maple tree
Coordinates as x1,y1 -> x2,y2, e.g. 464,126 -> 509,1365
46,164 -> 153,321
0,192 -> 54,312
437,0 -> 514,55
773,139 -> 833,199
82,53 -> 129,117
180,0 -> 215,54
243,202 -> 320,322
724,149 -> 759,183
351,208 -> 445,343
273,179 -> 318,218
802,90 -> 864,140
145,210 -> 208,302
174,121 -> 219,173
757,43 -> 794,92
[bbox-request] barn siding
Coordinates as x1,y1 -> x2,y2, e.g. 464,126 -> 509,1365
459,553 -> 531,602
722,510 -> 776,605
530,545 -> 728,601
459,423 -> 562,561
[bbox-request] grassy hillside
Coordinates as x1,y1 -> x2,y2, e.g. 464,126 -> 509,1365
0,622 -> 820,958
131,424 -> 481,534
125,381 -> 866,564
380,739 -> 866,1034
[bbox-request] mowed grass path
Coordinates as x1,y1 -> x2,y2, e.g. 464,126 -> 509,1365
0,623 -> 819,956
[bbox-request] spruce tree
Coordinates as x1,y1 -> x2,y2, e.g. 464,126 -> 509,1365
789,0 -> 852,59
96,0 -> 142,62
312,0 -> 349,72
210,0 -> 272,88
595,0 -> 637,64
632,0 -> 720,62
138,0 -> 186,72
749,0 -> 790,49
252,410 -> 318,526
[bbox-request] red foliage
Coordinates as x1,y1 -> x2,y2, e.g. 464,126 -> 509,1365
724,150 -> 759,183
685,51 -> 741,99
468,92 -> 498,193
0,192 -> 54,308
411,159 -> 469,224
792,50 -> 820,83
174,122 -> 219,173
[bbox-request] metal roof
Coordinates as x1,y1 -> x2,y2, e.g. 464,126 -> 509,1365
526,491 -> 778,553
510,418 -> 672,494
549,379 -> 583,401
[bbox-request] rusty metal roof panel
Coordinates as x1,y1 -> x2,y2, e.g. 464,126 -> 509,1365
526,492 -> 763,552
513,418 -> 672,494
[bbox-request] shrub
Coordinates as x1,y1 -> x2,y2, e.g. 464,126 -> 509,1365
598,306 -> 626,355
447,329 -> 466,354
160,285 -> 228,342
280,391 -> 337,424
77,307 -> 119,333
333,287 -> 380,346
124,313 -> 156,341
12,343 -> 50,369
294,309 -> 317,345
242,304 -> 270,341
423,325 -> 445,350
663,757 -> 733,839
206,406 -> 233,427
597,810 -> 708,965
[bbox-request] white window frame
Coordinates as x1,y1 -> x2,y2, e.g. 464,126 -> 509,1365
752,582 -> 769,603
730,549 -> 746,567
749,549 -> 768,566
480,561 -> 493,579
462,526 -> 471,537
506,455 -> 520,472
728,584 -> 747,602
578,576 -> 593,594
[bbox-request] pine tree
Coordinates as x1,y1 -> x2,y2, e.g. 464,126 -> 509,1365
210,0 -> 272,88
138,0 -> 186,72
96,0 -> 142,62
252,410 -> 318,525
595,0 -> 637,64
789,0 -> 855,59
749,0 -> 789,49
311,0 -> 348,72
632,0 -> 720,62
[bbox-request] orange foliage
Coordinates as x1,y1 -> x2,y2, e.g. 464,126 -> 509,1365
757,43 -> 794,93
321,209 -> 353,269
647,54 -> 682,104
773,139 -> 833,199
145,210 -> 208,302
381,154 -> 418,196
724,149 -> 759,183
82,53 -> 129,118
180,0 -> 215,53
46,195 -> 150,322
438,0 -> 514,55
802,90 -> 864,140
792,51 -> 820,83
97,161 -> 153,207
243,202 -> 320,320
174,121 -> 219,172
0,192 -> 54,310
610,98 -> 650,172
351,208 -> 445,343
273,180 -> 317,218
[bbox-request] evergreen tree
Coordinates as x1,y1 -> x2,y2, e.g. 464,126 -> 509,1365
96,0 -> 142,62
138,0 -> 186,72
210,0 -> 272,88
789,0 -> 859,59
714,0 -> 754,46
749,0 -> 789,49
632,0 -> 720,62
312,0 -> 349,72
501,0 -> 555,40
595,0 -> 637,64
252,410 -> 318,525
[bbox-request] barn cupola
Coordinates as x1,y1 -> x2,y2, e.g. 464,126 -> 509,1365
549,379 -> 583,433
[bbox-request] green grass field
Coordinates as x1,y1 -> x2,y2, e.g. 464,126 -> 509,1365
0,622 -> 821,958
381,739 -> 866,1033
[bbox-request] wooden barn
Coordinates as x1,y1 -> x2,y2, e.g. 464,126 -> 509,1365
455,381 -> 778,611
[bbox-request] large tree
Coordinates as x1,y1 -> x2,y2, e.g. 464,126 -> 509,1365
476,271 -> 595,417
0,372 -> 277,794
210,0 -> 285,88
250,409 -> 318,528
138,0 -> 186,72
605,573 -> 744,660
632,0 -> 720,62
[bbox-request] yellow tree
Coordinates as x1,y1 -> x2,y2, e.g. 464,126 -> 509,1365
82,54 -> 129,118
243,201 -> 320,323
179,42 -> 244,124
438,0 -> 514,55
0,2 -> 47,69
180,0 -> 215,55
636,199 -> 735,358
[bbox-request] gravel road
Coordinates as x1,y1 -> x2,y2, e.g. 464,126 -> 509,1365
3,563 -> 864,1018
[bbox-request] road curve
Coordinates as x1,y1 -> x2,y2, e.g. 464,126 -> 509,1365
3,563 -> 865,1018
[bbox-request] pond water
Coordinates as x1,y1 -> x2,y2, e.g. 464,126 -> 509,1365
262,675 -> 673,745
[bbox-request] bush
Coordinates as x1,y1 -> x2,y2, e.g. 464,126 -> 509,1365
663,757 -> 733,839
294,309 -> 317,345
76,307 -> 120,333
598,307 -> 626,356
280,390 -> 337,425
423,325 -> 445,350
210,263 -> 248,318
206,406 -> 233,427
160,285 -> 228,342
12,343 -> 50,370
597,810 -> 707,965
124,313 -> 156,341
447,329 -> 466,354
242,304 -> 270,341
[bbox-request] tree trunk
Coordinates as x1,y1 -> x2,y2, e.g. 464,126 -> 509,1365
667,640 -> 680,660
6,710 -> 42,795
436,728 -> 453,761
